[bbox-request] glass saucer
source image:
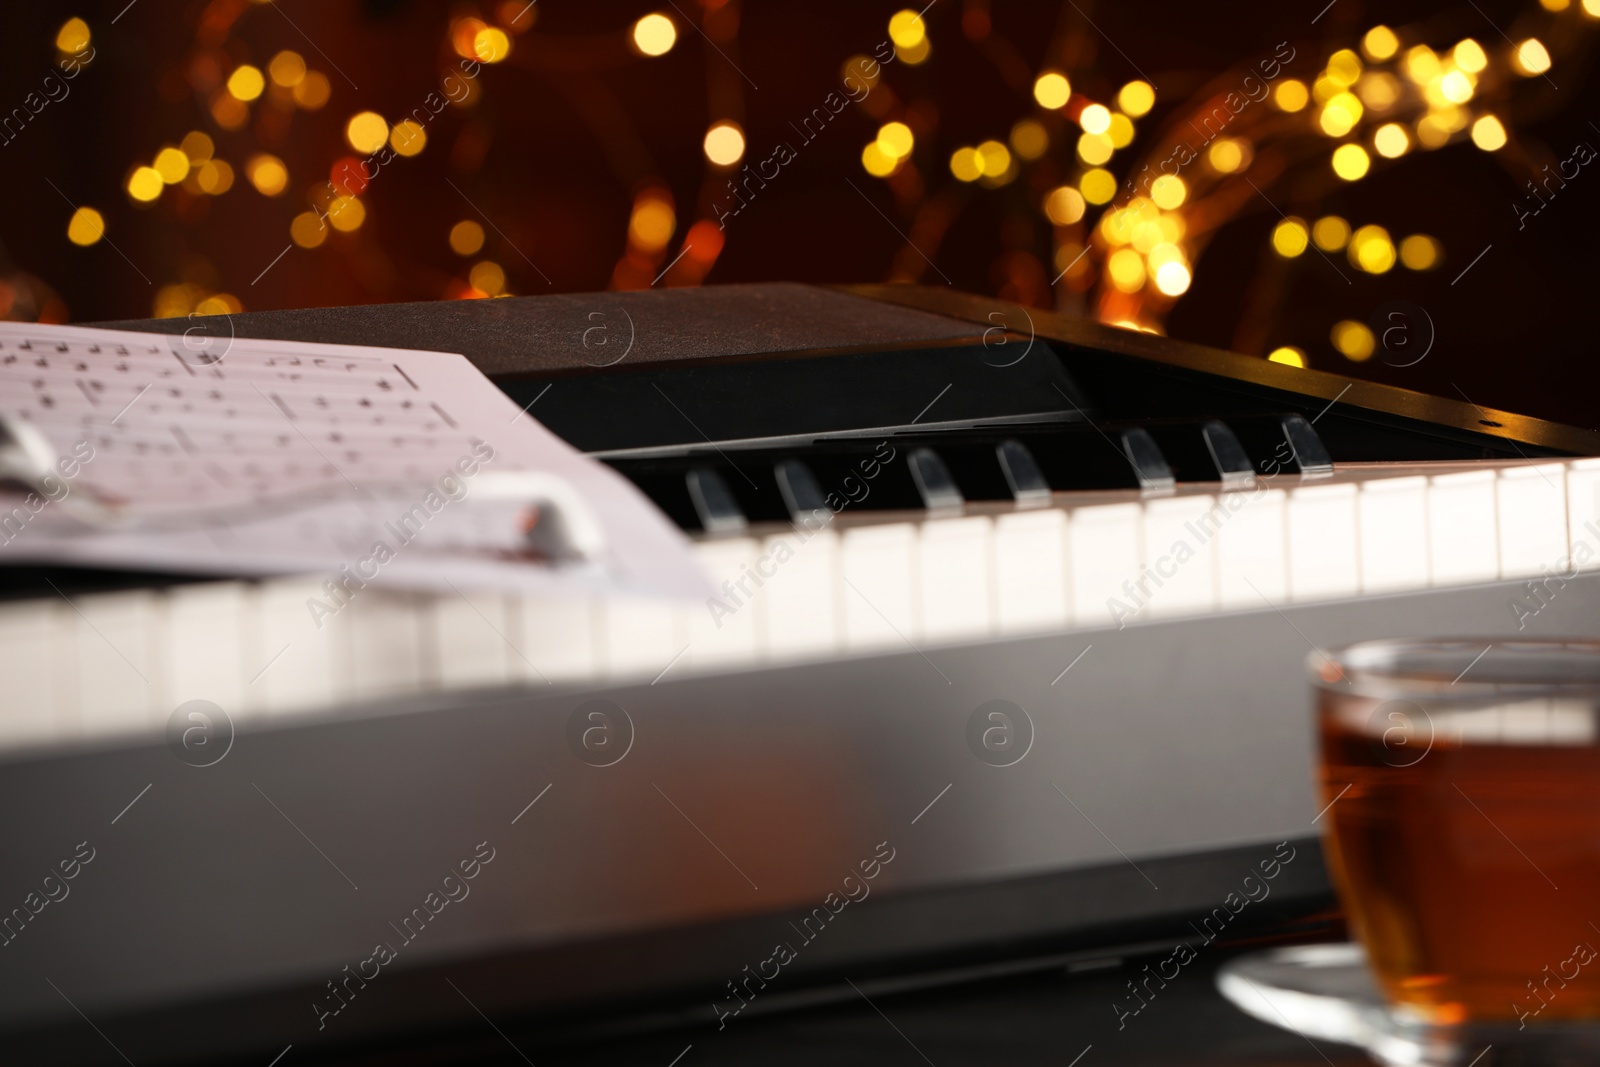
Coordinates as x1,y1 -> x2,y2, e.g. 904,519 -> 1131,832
1217,943 -> 1600,1067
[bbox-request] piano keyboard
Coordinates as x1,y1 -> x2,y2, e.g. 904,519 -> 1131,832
3,456 -> 1597,756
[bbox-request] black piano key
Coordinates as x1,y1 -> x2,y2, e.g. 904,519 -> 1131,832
774,459 -> 829,522
996,439 -> 1053,504
686,468 -> 748,534
907,447 -> 964,509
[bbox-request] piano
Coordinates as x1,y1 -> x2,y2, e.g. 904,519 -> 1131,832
3,283 -> 1597,1064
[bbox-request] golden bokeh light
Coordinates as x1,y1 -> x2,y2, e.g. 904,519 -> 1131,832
1010,119 -> 1049,160
1312,216 -> 1351,251
127,166 -> 164,203
194,159 -> 234,194
632,13 -> 677,56
269,50 -> 306,87
1272,218 -> 1309,257
390,119 -> 427,156
1107,113 -> 1135,149
1154,260 -> 1191,297
293,71 -> 331,109
1514,38 -> 1552,75
66,207 -> 105,247
1044,185 -> 1086,225
1349,224 -> 1395,273
976,139 -> 1012,177
290,211 -> 327,249
449,220 -> 486,256
1077,133 -> 1113,165
1326,49 -> 1363,86
473,26 -> 512,63
1373,122 -> 1410,158
227,64 -> 265,102
949,147 -> 982,182
1454,38 -> 1488,74
346,112 -> 389,154
469,261 -> 506,296
1438,70 -> 1474,105
246,154 -> 288,196
1404,46 -> 1441,83
1358,72 -> 1400,111
1149,174 -> 1186,209
630,197 -> 675,250
1267,347 -> 1306,367
1319,92 -> 1363,137
327,195 -> 365,232
1331,143 -> 1371,180
1207,138 -> 1248,173
1330,320 -> 1375,361
703,122 -> 746,166
56,17 -> 91,54
1033,72 -> 1071,109
877,121 -> 914,159
888,10 -> 926,48
861,141 -> 898,177
153,146 -> 190,184
1107,248 -> 1146,292
1399,234 -> 1440,270
1471,114 -> 1507,151
180,131 -> 214,164
1079,103 -> 1112,135
1079,168 -> 1116,204
1118,80 -> 1155,117
1273,80 -> 1309,112
1362,25 -> 1399,61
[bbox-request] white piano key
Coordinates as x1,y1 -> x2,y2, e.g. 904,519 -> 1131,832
430,591 -> 515,690
762,527 -> 842,659
73,591 -> 159,735
601,594 -> 689,681
1286,483 -> 1359,601
842,523 -> 918,651
0,599 -> 64,746
1068,502 -> 1142,628
685,538 -> 764,670
918,516 -> 994,641
255,577 -> 342,714
1429,469 -> 1499,586
1497,464 -> 1568,579
165,581 -> 250,716
1358,476 -> 1430,593
1568,457 -> 1600,571
515,595 -> 600,684
994,509 -> 1068,634
1140,495 -> 1218,617
1216,487 -> 1287,609
345,589 -> 427,701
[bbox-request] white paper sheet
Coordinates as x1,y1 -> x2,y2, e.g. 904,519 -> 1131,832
0,321 -> 710,599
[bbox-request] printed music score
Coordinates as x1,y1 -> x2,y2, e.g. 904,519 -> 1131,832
0,322 -> 708,600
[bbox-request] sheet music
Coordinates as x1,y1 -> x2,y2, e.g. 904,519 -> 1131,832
0,321 -> 710,599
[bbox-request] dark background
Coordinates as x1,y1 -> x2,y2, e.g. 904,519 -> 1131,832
0,0 -> 1596,431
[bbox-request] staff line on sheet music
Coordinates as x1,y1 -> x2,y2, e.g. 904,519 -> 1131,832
445,580 -> 552,685
653,783 -> 760,890
1309,783 -> 1351,825
650,383 -> 759,488
1453,783 -> 1559,890
511,783 -> 553,825
44,578 -> 150,685
111,783 -> 152,825
843,176 -> 953,285
845,978 -> 939,1067
445,977 -> 539,1067
249,382 -> 383,515
911,782 -> 952,825
253,782 -> 361,891
1052,783 -> 1160,891
45,978 -> 136,1067
842,577 -> 952,684
1243,177 -> 1352,285
1241,578 -> 1348,685
1235,974 -> 1341,1067
1051,644 -> 1093,685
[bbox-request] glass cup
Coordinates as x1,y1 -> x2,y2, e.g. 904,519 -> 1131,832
1313,639 -> 1600,1062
